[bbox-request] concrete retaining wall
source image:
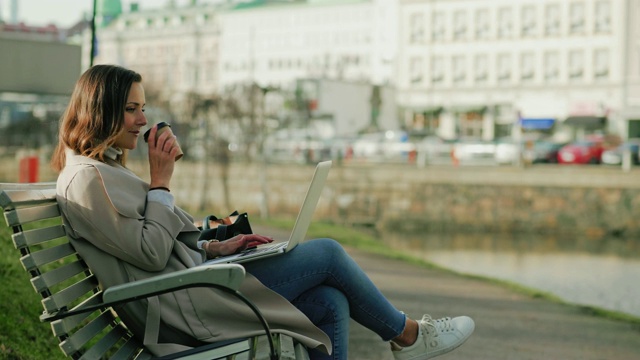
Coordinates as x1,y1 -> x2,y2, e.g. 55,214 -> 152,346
169,162 -> 640,239
2,157 -> 639,239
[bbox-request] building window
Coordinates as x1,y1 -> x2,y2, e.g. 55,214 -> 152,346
452,55 -> 467,83
521,5 -> 537,37
410,13 -> 425,44
545,4 -> 561,36
410,112 -> 440,136
432,11 -> 446,41
475,9 -> 490,39
498,7 -> 513,38
497,53 -> 512,83
544,51 -> 560,81
568,50 -> 584,80
410,57 -> 423,84
569,2 -> 586,34
595,1 -> 611,34
520,52 -> 535,82
460,111 -> 484,138
594,49 -> 610,79
431,56 -> 445,84
453,10 -> 467,40
474,54 -> 489,83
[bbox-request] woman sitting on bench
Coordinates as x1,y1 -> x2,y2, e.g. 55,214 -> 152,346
50,64 -> 474,360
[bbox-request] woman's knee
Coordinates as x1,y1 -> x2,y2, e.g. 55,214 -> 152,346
304,238 -> 347,259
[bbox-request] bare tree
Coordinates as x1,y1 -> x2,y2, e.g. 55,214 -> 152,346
215,82 -> 264,162
144,82 -> 282,216
182,92 -> 228,212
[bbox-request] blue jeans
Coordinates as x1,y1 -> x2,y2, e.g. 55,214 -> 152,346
243,238 -> 406,360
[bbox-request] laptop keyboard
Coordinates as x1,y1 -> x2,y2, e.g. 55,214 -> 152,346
239,242 -> 288,257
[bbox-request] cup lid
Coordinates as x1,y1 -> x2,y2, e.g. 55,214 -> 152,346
143,122 -> 171,142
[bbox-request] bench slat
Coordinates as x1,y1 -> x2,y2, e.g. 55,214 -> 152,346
58,310 -> 119,356
20,242 -> 77,271
4,203 -> 60,227
79,323 -> 131,360
12,224 -> 66,248
31,260 -> 87,294
110,336 -> 146,360
42,275 -> 100,314
50,292 -> 105,337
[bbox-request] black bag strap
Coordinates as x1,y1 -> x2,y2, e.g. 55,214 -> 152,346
202,215 -> 219,230
215,224 -> 228,241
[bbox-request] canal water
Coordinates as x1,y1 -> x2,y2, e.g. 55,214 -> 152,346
382,231 -> 640,318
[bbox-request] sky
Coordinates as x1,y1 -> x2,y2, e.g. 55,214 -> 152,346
1,0 -> 216,28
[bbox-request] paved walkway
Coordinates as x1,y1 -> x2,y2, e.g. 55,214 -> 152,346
344,246 -> 640,360
254,225 -> 640,359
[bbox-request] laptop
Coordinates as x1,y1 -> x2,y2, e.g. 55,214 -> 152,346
204,160 -> 332,265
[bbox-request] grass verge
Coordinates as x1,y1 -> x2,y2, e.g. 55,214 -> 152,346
0,224 -> 65,360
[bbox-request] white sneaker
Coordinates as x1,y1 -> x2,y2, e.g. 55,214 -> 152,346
391,315 -> 475,360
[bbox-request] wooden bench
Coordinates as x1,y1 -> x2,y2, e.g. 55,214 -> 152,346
1,182 -> 309,360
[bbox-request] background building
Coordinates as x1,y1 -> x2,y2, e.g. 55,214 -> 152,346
5,0 -> 640,163
218,0 -> 397,90
0,21 -> 81,151
91,1 -> 221,103
90,0 -> 400,146
397,0 -> 640,143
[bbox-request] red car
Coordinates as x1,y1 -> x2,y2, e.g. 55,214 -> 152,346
557,136 -> 605,164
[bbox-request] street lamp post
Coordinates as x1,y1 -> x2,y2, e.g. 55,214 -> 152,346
90,0 -> 97,67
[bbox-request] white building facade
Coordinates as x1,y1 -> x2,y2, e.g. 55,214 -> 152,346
92,3 -> 222,103
91,0 -> 398,93
218,0 -> 398,90
396,0 -> 640,141
89,0 -> 399,136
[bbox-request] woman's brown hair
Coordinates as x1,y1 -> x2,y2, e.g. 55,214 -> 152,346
51,65 -> 142,172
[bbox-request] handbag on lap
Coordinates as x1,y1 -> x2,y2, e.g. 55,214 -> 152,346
198,210 -> 253,241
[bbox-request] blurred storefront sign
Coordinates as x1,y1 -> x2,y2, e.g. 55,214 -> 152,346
564,116 -> 607,129
519,118 -> 555,130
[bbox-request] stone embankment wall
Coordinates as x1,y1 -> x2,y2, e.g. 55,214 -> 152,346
2,158 -> 639,239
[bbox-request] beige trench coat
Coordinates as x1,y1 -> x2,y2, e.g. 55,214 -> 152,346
56,149 -> 331,356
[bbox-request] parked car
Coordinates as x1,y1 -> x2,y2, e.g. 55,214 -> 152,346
601,139 -> 640,165
557,136 -> 605,164
532,140 -> 566,163
494,138 -> 520,165
352,131 -> 415,163
263,129 -> 330,164
453,138 -> 496,165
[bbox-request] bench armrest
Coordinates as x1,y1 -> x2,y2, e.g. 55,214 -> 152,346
102,263 -> 278,360
103,264 -> 246,303
42,264 -> 246,321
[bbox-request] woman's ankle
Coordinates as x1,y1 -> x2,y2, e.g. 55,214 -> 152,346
392,318 -> 418,347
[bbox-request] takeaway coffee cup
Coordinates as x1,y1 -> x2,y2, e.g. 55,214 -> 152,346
143,122 -> 184,161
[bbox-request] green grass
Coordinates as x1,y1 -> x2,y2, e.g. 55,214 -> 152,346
0,225 -> 65,360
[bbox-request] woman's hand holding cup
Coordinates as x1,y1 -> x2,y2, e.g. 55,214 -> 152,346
145,122 -> 182,190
